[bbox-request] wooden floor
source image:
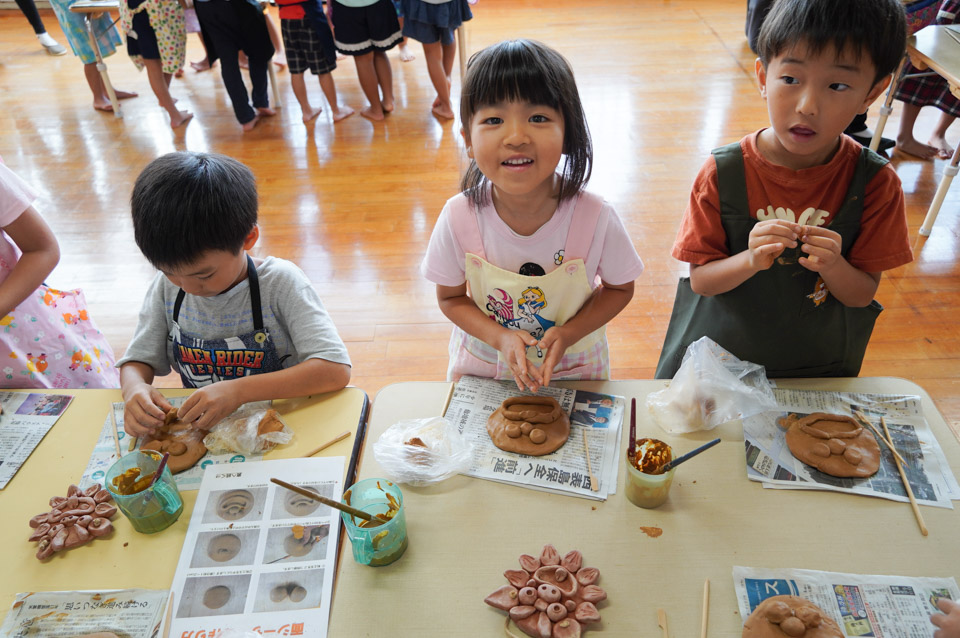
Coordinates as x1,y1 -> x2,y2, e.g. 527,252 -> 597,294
2,0 -> 959,436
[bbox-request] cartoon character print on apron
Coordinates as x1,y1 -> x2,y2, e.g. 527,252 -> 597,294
170,256 -> 288,388
447,191 -> 610,382
655,142 -> 888,380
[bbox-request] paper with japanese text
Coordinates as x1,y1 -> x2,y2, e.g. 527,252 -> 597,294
0,588 -> 169,637
0,391 -> 73,490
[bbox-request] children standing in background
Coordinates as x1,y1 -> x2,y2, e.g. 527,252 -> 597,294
656,0 -> 911,379
330,0 -> 402,121
119,0 -> 192,127
421,40 -> 643,391
400,0 -> 471,119
276,0 -> 354,122
0,162 -> 119,389
119,152 -> 351,435
14,0 -> 67,55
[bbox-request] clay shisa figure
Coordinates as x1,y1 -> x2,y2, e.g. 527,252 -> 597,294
487,397 -> 571,456
742,595 -> 842,638
485,544 -> 606,638
141,407 -> 208,473
777,412 -> 881,478
28,483 -> 117,560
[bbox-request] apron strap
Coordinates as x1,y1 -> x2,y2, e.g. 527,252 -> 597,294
712,141 -> 748,221
448,193 -> 486,260
173,255 -> 264,332
561,191 -> 606,259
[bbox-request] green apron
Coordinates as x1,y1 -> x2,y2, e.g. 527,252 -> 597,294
654,142 -> 887,379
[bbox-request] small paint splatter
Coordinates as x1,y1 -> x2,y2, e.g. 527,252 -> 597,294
639,526 -> 663,538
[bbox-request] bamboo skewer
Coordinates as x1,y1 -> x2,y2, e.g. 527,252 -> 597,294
880,416 -> 928,536
303,430 -> 350,457
270,477 -> 375,523
854,410 -> 906,466
700,579 -> 710,638
109,409 -> 122,459
582,429 -> 599,492
657,608 -> 669,638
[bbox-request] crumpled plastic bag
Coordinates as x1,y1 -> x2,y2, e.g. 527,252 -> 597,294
203,406 -> 293,455
647,336 -> 777,433
373,416 -> 474,486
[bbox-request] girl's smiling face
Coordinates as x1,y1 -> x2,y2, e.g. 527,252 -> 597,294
463,100 -> 565,210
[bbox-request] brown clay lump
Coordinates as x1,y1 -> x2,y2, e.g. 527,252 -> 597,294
29,484 -> 117,560
141,407 -> 208,473
777,412 -> 881,478
487,397 -> 571,456
742,595 -> 842,638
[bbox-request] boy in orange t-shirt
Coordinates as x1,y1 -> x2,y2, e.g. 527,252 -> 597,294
656,0 -> 912,379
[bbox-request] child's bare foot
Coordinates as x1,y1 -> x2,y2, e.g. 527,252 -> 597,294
928,134 -> 955,159
257,106 -> 277,117
381,99 -> 394,113
398,43 -> 415,62
302,106 -> 322,123
432,102 -> 455,119
331,105 -> 355,122
897,135 -> 939,159
170,110 -> 193,129
190,58 -> 212,72
93,100 -> 113,112
360,105 -> 385,121
174,68 -> 184,78
117,89 -> 138,100
242,114 -> 261,131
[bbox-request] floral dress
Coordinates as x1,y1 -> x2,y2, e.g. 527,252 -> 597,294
119,0 -> 186,74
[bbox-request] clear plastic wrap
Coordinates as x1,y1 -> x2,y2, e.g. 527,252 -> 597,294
647,336 -> 777,434
202,406 -> 293,455
372,416 -> 474,486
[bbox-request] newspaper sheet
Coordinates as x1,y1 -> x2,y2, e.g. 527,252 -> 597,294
0,589 -> 169,638
168,457 -> 343,638
443,376 -> 624,500
80,399 -> 275,491
743,389 -> 960,508
733,565 -> 960,638
0,392 -> 73,490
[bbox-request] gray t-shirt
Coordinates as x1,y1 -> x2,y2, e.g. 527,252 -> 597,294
118,256 -> 350,385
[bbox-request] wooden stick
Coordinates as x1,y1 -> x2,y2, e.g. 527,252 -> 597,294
582,429 -> 599,492
270,477 -> 375,522
629,397 -> 637,461
303,430 -> 350,457
854,410 -> 906,466
880,416 -> 928,536
441,382 -> 456,415
700,579 -> 710,638
109,409 -> 122,459
162,590 -> 174,638
657,607 -> 669,638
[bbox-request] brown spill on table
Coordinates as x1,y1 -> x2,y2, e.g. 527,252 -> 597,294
639,526 -> 663,538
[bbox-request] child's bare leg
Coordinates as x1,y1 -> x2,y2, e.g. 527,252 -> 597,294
291,72 -> 321,122
422,41 -> 453,119
928,111 -> 956,159
373,50 -> 394,113
143,58 -> 192,128
353,52 -> 385,120
84,62 -> 138,110
397,17 -> 414,61
264,12 -> 286,68
318,72 -> 354,122
896,102 -> 939,158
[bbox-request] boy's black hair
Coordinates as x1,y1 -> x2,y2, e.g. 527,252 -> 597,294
459,39 -> 592,208
757,0 -> 906,83
130,152 -> 258,270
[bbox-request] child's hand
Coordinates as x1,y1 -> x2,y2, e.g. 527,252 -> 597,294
538,326 -> 573,387
497,330 -> 543,392
178,381 -> 242,431
932,598 -> 960,638
747,220 -> 800,271
797,226 -> 842,273
122,383 -> 173,437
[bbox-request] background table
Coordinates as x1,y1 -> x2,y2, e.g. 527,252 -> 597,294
0,386 -> 368,612
330,378 -> 960,637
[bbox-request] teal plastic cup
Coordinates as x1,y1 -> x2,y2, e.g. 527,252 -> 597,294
340,478 -> 408,566
105,450 -> 184,533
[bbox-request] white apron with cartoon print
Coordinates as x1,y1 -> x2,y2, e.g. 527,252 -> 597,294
447,191 -> 609,382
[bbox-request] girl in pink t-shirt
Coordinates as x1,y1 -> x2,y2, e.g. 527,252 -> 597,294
420,39 -> 643,392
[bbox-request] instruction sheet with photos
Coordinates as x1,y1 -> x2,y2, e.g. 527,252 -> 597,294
169,457 -> 344,638
0,391 -> 73,490
80,399 -> 274,491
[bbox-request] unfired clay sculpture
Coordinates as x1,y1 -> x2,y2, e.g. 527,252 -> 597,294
742,595 -> 842,638
141,408 -> 208,473
777,413 -> 881,478
29,483 -> 117,560
485,544 -> 606,638
487,397 -> 571,456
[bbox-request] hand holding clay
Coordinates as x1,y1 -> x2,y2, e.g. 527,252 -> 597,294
931,598 -> 960,638
122,382 -> 173,437
496,329 -> 543,392
141,408 -> 208,473
178,380 -> 243,431
797,226 -> 842,273
746,220 -> 800,271
537,325 -> 573,388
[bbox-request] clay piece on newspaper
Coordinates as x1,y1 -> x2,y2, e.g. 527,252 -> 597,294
484,544 -> 606,638
487,397 -> 570,456
777,412 -> 881,478
141,407 -> 208,473
28,483 -> 117,560
742,595 -> 843,638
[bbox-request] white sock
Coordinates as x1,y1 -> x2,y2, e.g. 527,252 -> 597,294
37,32 -> 59,47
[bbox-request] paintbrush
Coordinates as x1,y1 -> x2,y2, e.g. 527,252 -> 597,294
662,438 -> 721,472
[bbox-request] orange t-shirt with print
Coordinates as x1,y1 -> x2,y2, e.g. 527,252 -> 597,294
672,130 -> 912,274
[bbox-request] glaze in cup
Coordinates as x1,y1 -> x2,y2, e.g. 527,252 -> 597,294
105,450 -> 184,533
624,454 -> 676,508
340,478 -> 408,566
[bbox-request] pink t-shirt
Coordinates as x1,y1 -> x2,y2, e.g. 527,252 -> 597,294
0,162 -> 39,282
421,189 -> 644,287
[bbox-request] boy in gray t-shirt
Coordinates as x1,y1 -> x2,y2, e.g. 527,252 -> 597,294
119,151 -> 351,436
